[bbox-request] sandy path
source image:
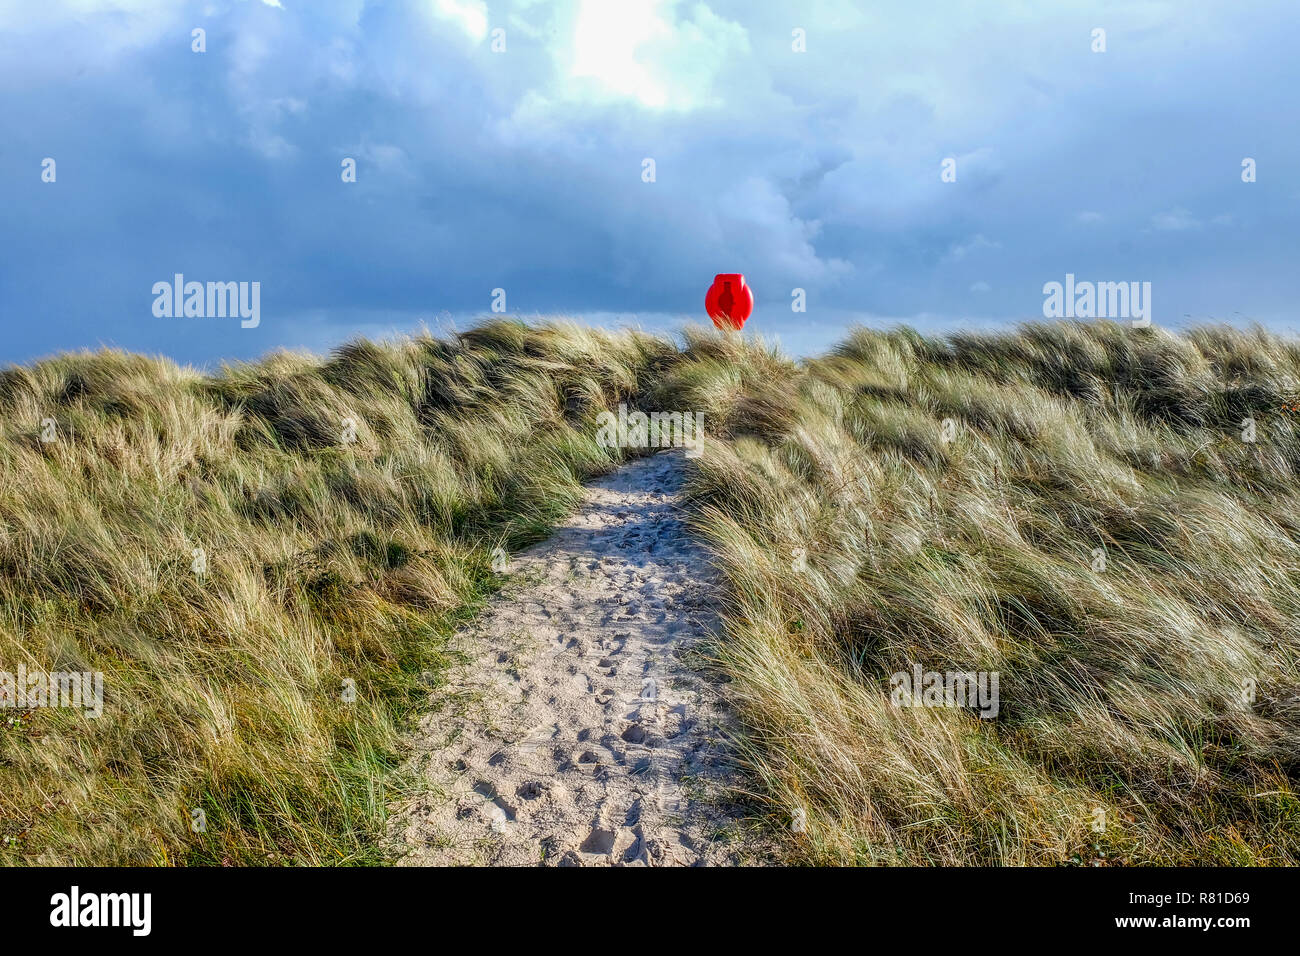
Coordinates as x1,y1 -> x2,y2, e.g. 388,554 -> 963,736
390,449 -> 746,866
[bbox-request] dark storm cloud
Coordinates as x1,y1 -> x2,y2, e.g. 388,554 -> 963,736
1,0 -> 1296,363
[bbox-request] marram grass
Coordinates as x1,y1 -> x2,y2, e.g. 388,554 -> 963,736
2,319 -> 1299,865
679,320 -> 1300,865
0,322 -> 670,865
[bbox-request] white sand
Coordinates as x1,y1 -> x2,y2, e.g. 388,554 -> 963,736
390,449 -> 747,866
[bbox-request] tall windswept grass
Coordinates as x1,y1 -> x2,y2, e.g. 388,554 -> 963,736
679,320 -> 1300,864
0,321 -> 672,865
5,317 -> 1299,866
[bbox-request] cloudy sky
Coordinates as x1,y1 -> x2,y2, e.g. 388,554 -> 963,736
2,0 -> 1297,364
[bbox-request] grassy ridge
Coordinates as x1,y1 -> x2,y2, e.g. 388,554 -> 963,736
0,322 -> 671,865
4,318 -> 1300,865
676,321 -> 1300,864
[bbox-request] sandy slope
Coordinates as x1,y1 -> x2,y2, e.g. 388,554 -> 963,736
390,450 -> 749,866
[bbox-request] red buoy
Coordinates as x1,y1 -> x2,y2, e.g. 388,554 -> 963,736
705,273 -> 753,330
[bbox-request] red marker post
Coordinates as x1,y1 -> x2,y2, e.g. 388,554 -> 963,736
705,273 -> 753,331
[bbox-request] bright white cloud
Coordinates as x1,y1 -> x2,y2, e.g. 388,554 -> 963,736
561,0 -> 747,110
429,0 -> 489,42
570,0 -> 672,107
